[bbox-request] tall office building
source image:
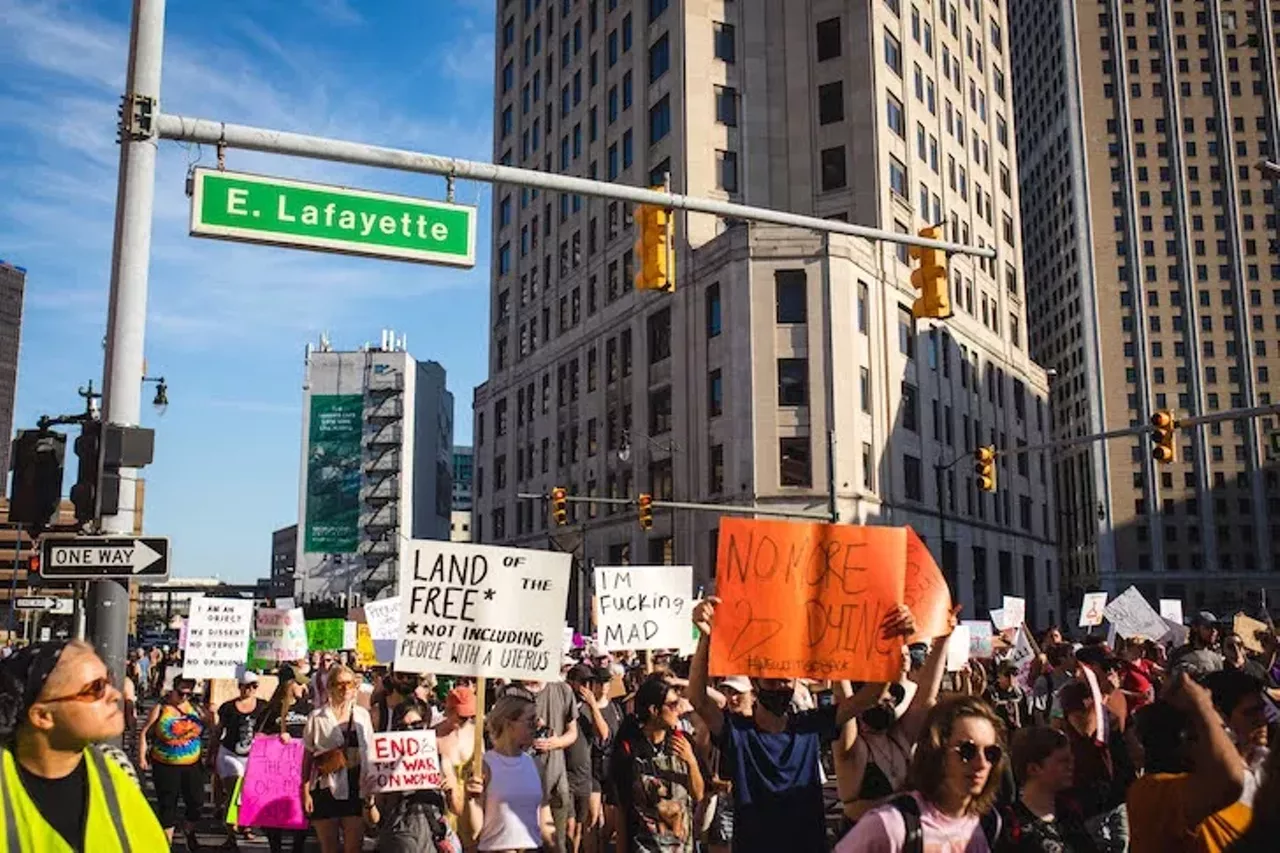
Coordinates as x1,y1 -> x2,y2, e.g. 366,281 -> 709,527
474,0 -> 1057,626
295,331 -> 454,602
0,261 -> 26,485
451,445 -> 474,541
1010,1 -> 1280,614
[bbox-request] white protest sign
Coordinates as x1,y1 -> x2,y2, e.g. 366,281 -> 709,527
1159,599 -> 1184,626
1162,617 -> 1188,648
364,596 -> 401,664
395,540 -> 571,680
183,598 -> 254,680
362,730 -> 443,793
343,620 -> 358,651
1103,586 -> 1170,640
946,624 -> 971,672
1002,596 -> 1026,629
1079,592 -> 1108,628
989,608 -> 1007,631
562,627 -> 575,655
962,620 -> 995,658
1081,665 -> 1109,745
1005,626 -> 1036,673
593,565 -> 693,652
254,608 -> 308,662
276,597 -> 295,610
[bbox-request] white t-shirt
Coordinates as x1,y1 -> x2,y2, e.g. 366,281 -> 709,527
835,792 -> 989,853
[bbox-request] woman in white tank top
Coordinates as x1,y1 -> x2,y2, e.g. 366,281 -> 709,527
464,693 -> 552,852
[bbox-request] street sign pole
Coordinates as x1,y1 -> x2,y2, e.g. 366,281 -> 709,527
92,0 -> 165,693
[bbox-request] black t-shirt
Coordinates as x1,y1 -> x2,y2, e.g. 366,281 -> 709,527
259,696 -> 313,739
17,755 -> 88,851
997,798 -> 1098,853
218,698 -> 268,755
567,700 -> 593,796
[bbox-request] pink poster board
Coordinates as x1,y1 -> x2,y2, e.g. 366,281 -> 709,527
239,736 -> 308,830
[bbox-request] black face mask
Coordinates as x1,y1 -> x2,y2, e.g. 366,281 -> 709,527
861,705 -> 896,733
755,687 -> 794,717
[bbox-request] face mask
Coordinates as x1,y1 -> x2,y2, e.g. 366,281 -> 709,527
861,705 -> 896,733
755,687 -> 794,717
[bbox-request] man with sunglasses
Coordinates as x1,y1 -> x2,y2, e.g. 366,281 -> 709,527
0,639 -> 168,851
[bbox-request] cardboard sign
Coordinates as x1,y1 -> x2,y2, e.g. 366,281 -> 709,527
364,596 -> 400,663
962,620 -> 995,658
903,528 -> 953,641
184,598 -> 254,680
1159,599 -> 1184,626
254,608 -> 308,662
362,730 -> 444,793
395,540 -> 571,680
1103,586 -> 1170,641
710,518 -> 907,682
594,564 -> 693,652
306,618 -> 346,652
945,624 -> 971,672
1234,613 -> 1269,654
238,736 -> 308,830
1079,592 -> 1108,628
1002,596 -> 1026,629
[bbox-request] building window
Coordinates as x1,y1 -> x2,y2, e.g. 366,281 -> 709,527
706,283 -> 722,337
884,29 -> 902,76
708,369 -> 723,417
901,382 -> 919,431
862,442 -> 874,488
709,444 -> 725,493
818,81 -> 844,125
888,154 -> 908,195
780,437 -> 812,486
713,21 -> 736,62
898,306 -> 915,357
648,0 -> 668,23
715,86 -> 738,126
816,17 -> 841,61
858,281 -> 869,332
649,33 -> 670,82
648,306 -> 672,362
903,454 -> 923,500
649,95 -> 671,143
886,93 -> 905,138
821,146 -> 846,190
775,270 -> 807,323
716,149 -> 739,193
649,386 -> 673,434
778,358 -> 809,406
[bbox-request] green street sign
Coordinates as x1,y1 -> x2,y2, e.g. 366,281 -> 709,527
189,168 -> 476,268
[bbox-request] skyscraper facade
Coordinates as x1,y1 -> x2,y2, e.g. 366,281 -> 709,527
0,260 -> 26,486
1010,1 -> 1280,614
474,0 -> 1057,624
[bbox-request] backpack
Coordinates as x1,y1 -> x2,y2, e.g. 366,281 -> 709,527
890,793 -> 1002,853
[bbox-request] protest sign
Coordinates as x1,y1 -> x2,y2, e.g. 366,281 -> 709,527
989,608 -> 1008,632
1159,599 -> 1184,626
710,518 -> 907,682
1079,592 -> 1108,628
178,618 -> 188,650
1103,586 -> 1170,640
903,528 -> 953,641
395,540 -> 571,680
343,620 -> 358,650
1234,613 -> 1269,654
254,608 -> 308,662
945,625 -> 970,672
184,598 -> 253,680
962,620 -> 995,658
355,624 -> 379,668
363,730 -> 444,794
1162,618 -> 1188,648
238,736 -> 307,830
276,597 -> 295,610
306,618 -> 346,652
1002,596 -> 1026,629
594,564 -> 693,652
364,596 -> 401,663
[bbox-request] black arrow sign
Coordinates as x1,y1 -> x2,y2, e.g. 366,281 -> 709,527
39,536 -> 171,581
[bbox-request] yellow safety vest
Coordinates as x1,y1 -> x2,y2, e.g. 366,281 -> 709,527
0,745 -> 169,852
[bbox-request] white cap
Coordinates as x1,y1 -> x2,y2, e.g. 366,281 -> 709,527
720,676 -> 752,694
238,671 -> 260,686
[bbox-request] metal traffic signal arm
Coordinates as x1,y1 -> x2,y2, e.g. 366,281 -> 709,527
518,491 -> 831,522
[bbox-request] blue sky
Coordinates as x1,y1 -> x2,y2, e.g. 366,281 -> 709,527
0,0 -> 495,583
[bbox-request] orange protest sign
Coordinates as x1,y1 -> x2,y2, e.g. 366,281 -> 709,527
710,518 -> 907,682
904,527 -> 953,642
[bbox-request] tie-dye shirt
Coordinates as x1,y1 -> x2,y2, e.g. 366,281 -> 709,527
150,701 -> 205,766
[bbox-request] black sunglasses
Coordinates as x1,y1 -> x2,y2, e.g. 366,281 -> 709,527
953,740 -> 1003,765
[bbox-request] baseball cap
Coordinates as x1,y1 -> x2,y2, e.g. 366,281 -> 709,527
590,666 -> 612,683
237,671 -> 260,686
566,664 -> 595,685
278,664 -> 310,686
1192,611 -> 1219,627
446,686 -> 477,718
720,676 -> 752,694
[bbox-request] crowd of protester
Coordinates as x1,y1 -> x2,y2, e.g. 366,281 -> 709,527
2,602 -> 1279,852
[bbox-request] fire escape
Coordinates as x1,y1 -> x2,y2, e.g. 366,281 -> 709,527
360,363 -> 403,596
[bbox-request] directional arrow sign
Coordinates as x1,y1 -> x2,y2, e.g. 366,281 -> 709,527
14,596 -> 60,611
40,536 -> 170,581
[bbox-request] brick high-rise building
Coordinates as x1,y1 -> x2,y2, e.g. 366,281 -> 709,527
474,0 -> 1057,627
0,261 -> 26,487
1010,1 -> 1280,614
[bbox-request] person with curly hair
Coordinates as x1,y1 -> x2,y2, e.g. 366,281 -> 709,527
0,639 -> 167,850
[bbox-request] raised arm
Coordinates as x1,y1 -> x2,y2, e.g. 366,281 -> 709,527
689,596 -> 725,739
899,605 -> 961,743
1168,673 -> 1246,826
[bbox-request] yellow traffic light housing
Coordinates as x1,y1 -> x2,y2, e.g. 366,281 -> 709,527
974,445 -> 997,493
637,493 -> 654,530
634,195 -> 673,292
550,486 -> 568,526
909,225 -> 952,320
1151,410 -> 1177,464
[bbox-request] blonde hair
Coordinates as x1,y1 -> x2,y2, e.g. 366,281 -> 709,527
325,663 -> 356,706
486,695 -> 534,742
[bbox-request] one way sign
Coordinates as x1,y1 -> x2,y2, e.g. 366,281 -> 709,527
39,536 -> 170,581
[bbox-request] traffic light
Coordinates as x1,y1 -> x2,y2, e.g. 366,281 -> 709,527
1151,410 -> 1177,464
633,198 -> 673,292
974,445 -> 997,493
9,429 -> 66,531
69,420 -> 102,525
550,486 -> 568,526
909,225 -> 952,320
637,493 -> 653,530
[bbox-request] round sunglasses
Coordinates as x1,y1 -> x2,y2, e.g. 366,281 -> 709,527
953,740 -> 1003,765
42,676 -> 113,704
